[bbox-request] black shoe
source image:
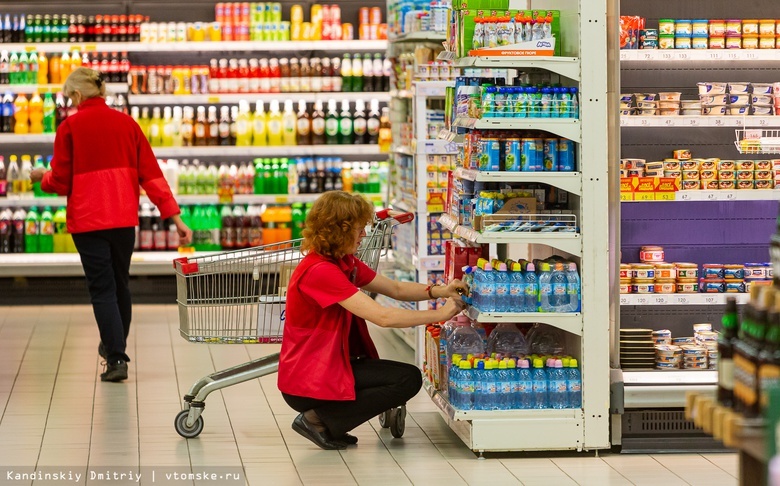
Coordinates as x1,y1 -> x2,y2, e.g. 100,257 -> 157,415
98,342 -> 107,359
101,360 -> 128,382
336,433 -> 358,445
291,413 -> 346,450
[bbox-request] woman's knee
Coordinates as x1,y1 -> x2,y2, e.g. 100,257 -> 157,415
397,363 -> 423,399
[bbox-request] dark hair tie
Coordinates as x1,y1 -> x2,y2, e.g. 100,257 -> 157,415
95,74 -> 104,88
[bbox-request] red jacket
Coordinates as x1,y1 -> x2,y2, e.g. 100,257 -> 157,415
41,97 -> 179,234
278,252 -> 379,400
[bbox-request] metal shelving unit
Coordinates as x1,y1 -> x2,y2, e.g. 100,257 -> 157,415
0,40 -> 388,53
128,92 -> 391,105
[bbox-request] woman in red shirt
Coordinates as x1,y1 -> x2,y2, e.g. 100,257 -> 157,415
30,67 -> 192,383
279,191 -> 466,450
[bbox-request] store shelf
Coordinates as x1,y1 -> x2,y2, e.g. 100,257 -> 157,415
620,370 -> 717,409
621,116 -> 780,128
128,91 -> 390,105
0,40 -> 389,54
620,293 -> 750,306
438,213 -> 582,255
412,254 -> 445,272
389,89 -> 413,99
413,80 -> 453,97
622,190 -> 780,202
0,83 -> 127,94
455,168 -> 582,196
467,307 -> 583,336
423,379 -> 585,451
392,145 -> 414,156
620,49 -> 780,63
454,117 -> 582,143
415,139 -> 459,154
456,56 -> 581,81
0,133 -> 56,143
151,144 -> 383,157
390,32 -> 446,43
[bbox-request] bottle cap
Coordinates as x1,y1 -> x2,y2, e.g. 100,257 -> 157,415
533,358 -> 543,368
570,359 -> 578,368
555,359 -> 563,368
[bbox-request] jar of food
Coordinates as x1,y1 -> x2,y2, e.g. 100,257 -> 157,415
632,280 -> 655,294
760,36 -> 776,49
620,280 -> 632,294
709,19 -> 726,37
725,280 -> 746,293
675,263 -> 699,279
700,278 -> 726,293
726,36 -> 742,49
659,35 -> 676,49
619,264 -> 632,280
760,19 -> 776,36
658,19 -> 675,35
692,37 -> 709,49
724,264 -> 745,280
691,19 -> 709,36
640,246 -> 665,263
655,280 -> 676,294
675,19 -> 692,36
709,36 -> 726,49
744,262 -> 767,279
743,36 -> 759,49
632,263 -> 656,280
742,19 -> 760,35
676,279 -> 699,293
726,19 -> 743,36
675,36 -> 692,49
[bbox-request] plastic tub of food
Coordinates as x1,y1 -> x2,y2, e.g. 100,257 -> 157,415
753,104 -> 773,115
760,36 -> 776,49
729,82 -> 751,93
753,94 -> 773,104
743,19 -> 760,35
726,36 -> 742,49
753,83 -> 773,94
729,94 -> 751,105
680,100 -> 702,109
675,19 -> 693,36
658,19 -> 675,35
709,19 -> 726,37
743,36 -> 759,49
728,105 -> 751,115
726,19 -> 742,36
700,94 -> 729,105
681,109 -> 701,115
658,92 -> 682,101
639,108 -> 657,116
760,19 -> 776,36
659,35 -> 675,49
709,37 -> 726,49
692,37 -> 709,49
659,101 -> 681,109
692,19 -> 709,36
635,93 -> 657,102
698,82 -> 727,95
675,36 -> 692,49
702,105 -> 728,115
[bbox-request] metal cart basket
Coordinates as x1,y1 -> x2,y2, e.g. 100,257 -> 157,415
173,209 -> 413,439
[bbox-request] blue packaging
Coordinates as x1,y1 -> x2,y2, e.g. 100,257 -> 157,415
725,281 -> 746,293
504,138 -> 522,171
533,138 -> 544,171
480,138 -> 501,171
558,138 -> 576,171
521,138 -> 536,171
543,138 -> 559,172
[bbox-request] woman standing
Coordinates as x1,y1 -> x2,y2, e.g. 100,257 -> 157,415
30,67 -> 192,383
278,191 -> 466,449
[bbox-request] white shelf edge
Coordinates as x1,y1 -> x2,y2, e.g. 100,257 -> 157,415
622,190 -> 780,202
0,133 -> 56,143
620,370 -> 718,386
455,168 -> 582,196
456,56 -> 581,80
150,144 -> 383,157
456,117 -> 582,143
0,40 -> 389,54
466,307 -> 583,336
416,139 -> 459,155
619,293 -> 751,306
390,32 -> 446,43
620,49 -> 780,63
621,116 -> 780,128
0,83 -> 127,94
413,80 -> 453,98
412,254 -> 446,272
128,91 -> 390,105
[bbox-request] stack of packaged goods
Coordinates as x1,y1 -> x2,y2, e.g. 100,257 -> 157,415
0,205 -> 73,254
0,12 -> 146,44
620,16 -> 780,50
463,130 -> 576,173
453,79 -> 579,123
621,82 -> 778,117
652,324 -> 720,370
388,0 -> 450,37
620,328 -> 655,369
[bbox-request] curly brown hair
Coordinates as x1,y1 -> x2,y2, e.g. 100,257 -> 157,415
301,191 -> 375,259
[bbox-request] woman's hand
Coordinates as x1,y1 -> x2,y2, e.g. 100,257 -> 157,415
30,168 -> 46,183
442,279 -> 468,299
172,214 -> 193,246
439,297 -> 466,321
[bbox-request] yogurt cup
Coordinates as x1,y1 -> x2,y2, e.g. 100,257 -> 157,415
692,37 -> 709,49
709,37 -> 726,49
709,20 -> 726,37
692,19 -> 709,36
759,36 -> 776,49
728,82 -> 751,93
726,19 -> 742,36
659,92 -> 682,101
729,94 -> 751,105
680,100 -> 702,109
640,108 -> 658,116
659,108 -> 680,116
702,105 -> 728,116
753,83 -> 774,95
659,35 -> 675,49
698,82 -> 727,95
753,94 -> 773,104
728,105 -> 751,116
753,104 -> 774,116
635,93 -> 657,102
760,19 -> 776,36
675,19 -> 693,36
700,94 -> 729,105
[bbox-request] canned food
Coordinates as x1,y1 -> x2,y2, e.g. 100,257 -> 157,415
755,160 -> 771,170
756,170 -> 772,180
702,264 -> 725,279
677,280 -> 699,293
543,138 -> 559,171
640,246 -> 665,263
676,263 -> 699,279
719,160 -> 736,170
290,4 -> 304,24
558,139 -> 575,171
682,180 -> 701,190
674,149 -> 692,160
682,170 -> 700,181
738,180 -> 756,190
358,7 -> 370,25
745,263 -> 768,279
725,280 -> 746,293
719,180 -> 736,190
632,264 -> 656,280
664,161 -> 681,170
699,160 -> 716,171
760,19 -> 776,36
703,179 -> 719,190
632,282 -> 656,294
664,170 -> 682,179
370,7 -> 382,25
619,264 -> 632,280
724,265 -> 745,280
656,280 -> 676,294
701,278 -> 726,293
701,170 -> 717,180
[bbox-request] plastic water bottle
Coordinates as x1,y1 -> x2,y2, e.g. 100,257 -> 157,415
566,262 -> 581,312
458,360 -> 475,410
528,323 -> 566,356
516,359 -> 533,409
550,87 -> 562,118
461,265 -> 474,305
447,319 -> 485,365
550,262 -> 568,312
497,360 -> 512,410
448,355 -> 462,408
538,262 -> 554,312
470,261 -> 484,310
540,87 -> 553,118
474,360 -> 489,410
487,322 -> 529,358
474,261 -> 496,312
566,358 -> 582,408
494,262 -> 511,312
548,359 -> 568,409
509,262 -> 526,312
531,358 -> 548,409
569,87 -> 579,118
524,262 -> 538,312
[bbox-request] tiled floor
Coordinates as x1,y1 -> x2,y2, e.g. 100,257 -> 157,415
0,304 -> 739,486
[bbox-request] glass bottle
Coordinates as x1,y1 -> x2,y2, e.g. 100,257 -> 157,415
717,297 -> 739,408
296,100 -> 311,146
311,100 -> 325,145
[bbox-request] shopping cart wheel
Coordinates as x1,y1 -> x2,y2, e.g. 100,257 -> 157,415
389,405 -> 406,438
378,410 -> 392,428
174,410 -> 204,439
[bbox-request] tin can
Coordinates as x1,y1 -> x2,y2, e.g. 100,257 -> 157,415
359,7 -> 370,25
724,264 -> 745,280
370,7 -> 382,25
543,138 -> 559,171
270,2 -> 282,22
521,138 -> 537,171
359,23 -> 371,40
655,263 -> 676,280
557,139 -> 575,171
504,138 -> 521,171
290,4 -> 304,24
215,3 -> 226,23
701,279 -> 726,293
342,23 -> 354,40
480,138 -> 500,171
725,281 -> 746,293
744,263 -> 767,279
703,264 -> 725,279
676,280 -> 699,293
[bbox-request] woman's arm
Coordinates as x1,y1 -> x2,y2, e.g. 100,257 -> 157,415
338,289 -> 464,328
362,272 -> 467,302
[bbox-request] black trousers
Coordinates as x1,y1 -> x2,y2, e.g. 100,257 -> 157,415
282,358 -> 422,437
72,227 -> 135,363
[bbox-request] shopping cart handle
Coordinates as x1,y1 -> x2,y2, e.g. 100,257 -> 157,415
173,257 -> 200,275
376,209 -> 415,224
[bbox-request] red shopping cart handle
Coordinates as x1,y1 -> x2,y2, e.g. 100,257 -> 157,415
376,209 -> 415,224
173,257 -> 200,275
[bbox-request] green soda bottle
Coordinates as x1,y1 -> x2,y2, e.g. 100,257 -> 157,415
291,203 -> 304,240
42,92 -> 55,133
253,158 -> 264,194
24,207 -> 39,253
32,155 -> 46,197
38,206 -> 53,253
53,206 -> 67,253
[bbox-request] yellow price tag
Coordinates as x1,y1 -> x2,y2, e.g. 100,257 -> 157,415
207,96 -> 221,104
24,45 -> 37,52
82,44 -> 98,52
275,196 -> 289,203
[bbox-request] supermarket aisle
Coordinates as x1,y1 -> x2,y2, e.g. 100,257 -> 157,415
0,304 -> 739,486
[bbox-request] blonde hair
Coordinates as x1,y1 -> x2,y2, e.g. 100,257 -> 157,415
63,67 -> 106,101
301,191 -> 374,259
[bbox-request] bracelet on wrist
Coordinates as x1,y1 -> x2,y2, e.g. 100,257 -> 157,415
425,284 -> 439,300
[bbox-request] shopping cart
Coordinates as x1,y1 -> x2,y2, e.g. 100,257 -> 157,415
172,208 -> 414,439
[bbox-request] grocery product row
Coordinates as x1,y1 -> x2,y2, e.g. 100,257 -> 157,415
621,82 -> 780,117
620,16 -> 780,50
387,0 -> 449,38
0,50 -> 129,86
620,260 -> 772,295
0,12 -> 145,44
129,54 -> 390,95
620,325 -> 718,370
462,131 -> 576,172
456,79 -> 580,121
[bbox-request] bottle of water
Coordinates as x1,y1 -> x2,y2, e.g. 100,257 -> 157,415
494,262 -> 511,312
550,262 -> 568,312
497,360 -> 512,410
566,262 -> 581,312
528,323 -> 566,356
548,359 -> 568,409
486,360 -> 502,410
540,87 -> 553,118
549,87 -> 561,119
509,262 -> 526,312
524,262 -> 539,312
474,360 -> 489,410
531,358 -> 548,409
569,87 -> 579,118
487,322 -> 529,358
477,261 -> 496,312
458,360 -> 475,410
461,265 -> 474,305
448,355 -> 462,407
447,319 -> 485,366
516,359 -> 534,409
538,262 -> 554,312
566,358 -> 582,408
558,86 -> 572,118
470,260 -> 484,310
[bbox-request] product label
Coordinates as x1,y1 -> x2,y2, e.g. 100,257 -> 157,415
758,363 -> 780,410
312,118 -> 325,135
367,118 -> 380,136
733,354 -> 757,407
567,379 -> 581,392
496,283 -> 509,298
25,220 -> 38,235
550,379 -> 567,393
40,221 -> 53,236
325,119 -> 339,136
297,119 -> 310,136
339,119 -> 352,136
353,118 -> 367,136
509,282 -> 525,297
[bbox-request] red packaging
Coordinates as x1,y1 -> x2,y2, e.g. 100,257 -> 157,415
370,7 -> 382,25
331,5 -> 341,22
619,16 -> 644,49
359,7 -> 370,25
215,3 -> 226,23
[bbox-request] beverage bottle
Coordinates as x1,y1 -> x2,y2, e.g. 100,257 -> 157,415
230,205 -> 247,248
295,100 -> 311,146
0,208 -> 11,253
282,99 -> 297,146
493,262 -> 511,312
12,208 -> 26,253
311,100 -> 326,145
14,94 -> 29,134
278,158 -> 289,195
294,159 -> 307,194
566,358 -> 582,408
248,100 -> 265,146
565,262 -> 581,312
497,360 -> 512,410
37,52 -> 48,84
569,87 -> 579,118
340,53 -> 352,92
27,92 -> 43,134
247,205 -> 263,247
480,261 -> 496,312
193,106 -> 208,146
457,359 -> 475,410
548,359 -> 568,409
219,205 -> 235,250
0,156 -> 6,197
170,106 -> 183,146
151,206 -> 166,250
338,100 -> 352,145
277,205 -> 292,242
447,319 -> 485,370
138,203 -> 154,251
1,93 -> 13,133
508,262 -> 526,311
179,106 -> 193,146
550,262 -> 568,312
538,262 -> 554,312
360,53 -> 373,92
299,57 -> 311,92
52,207 -> 67,253
6,155 -> 19,195
372,54 -> 383,92
8,51 -> 19,85
448,354 -> 462,407
31,155 -> 46,196
49,53 -> 61,85
18,52 -> 30,85
718,297 -> 739,407
378,106 -> 392,152
487,323 -> 529,358
206,204 -> 221,250
352,100 -> 367,145
18,155 -> 32,194
42,92 -> 55,133
291,202 -> 305,239
531,358 -> 548,409
516,359 -> 533,409
161,106 -> 174,146
149,106 -> 163,146
351,53 -> 363,92
324,99 -> 339,145
310,57 -> 322,92
260,205 -> 277,245
0,50 -> 11,85
268,58 -> 281,93
341,161 -> 353,192
473,360 -> 489,410
266,100 -> 283,146
24,207 -> 39,253
59,51 -> 71,81
35,206 -> 53,253
206,105 -> 218,146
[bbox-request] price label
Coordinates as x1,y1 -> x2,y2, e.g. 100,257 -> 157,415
705,296 -> 718,304
709,51 -> 723,60
676,296 -> 689,304
676,52 -> 688,60
662,52 -> 673,60
732,118 -> 745,127
620,296 -> 629,305
620,117 -> 629,126
679,192 -> 692,200
687,117 -> 699,126
746,52 -> 758,60
706,192 -> 717,200
654,296 -> 669,304
643,52 -> 652,60
207,96 -> 221,104
664,118 -> 674,126
636,296 -> 648,305
640,118 -> 649,126
620,52 -> 629,61
728,52 -> 740,60
758,118 -> 768,126
714,118 -> 724,126
725,192 -> 736,200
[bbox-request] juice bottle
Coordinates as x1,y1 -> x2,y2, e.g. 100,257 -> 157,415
266,100 -> 283,146
37,52 -> 48,84
28,92 -> 43,134
13,94 -> 29,134
277,205 -> 292,244
250,100 -> 266,146
149,106 -> 163,146
19,155 -> 33,194
378,106 -> 392,152
161,106 -> 174,146
261,205 -> 277,244
49,53 -> 61,84
42,92 -> 55,133
59,51 -> 71,81
53,207 -> 67,253
282,99 -> 297,146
